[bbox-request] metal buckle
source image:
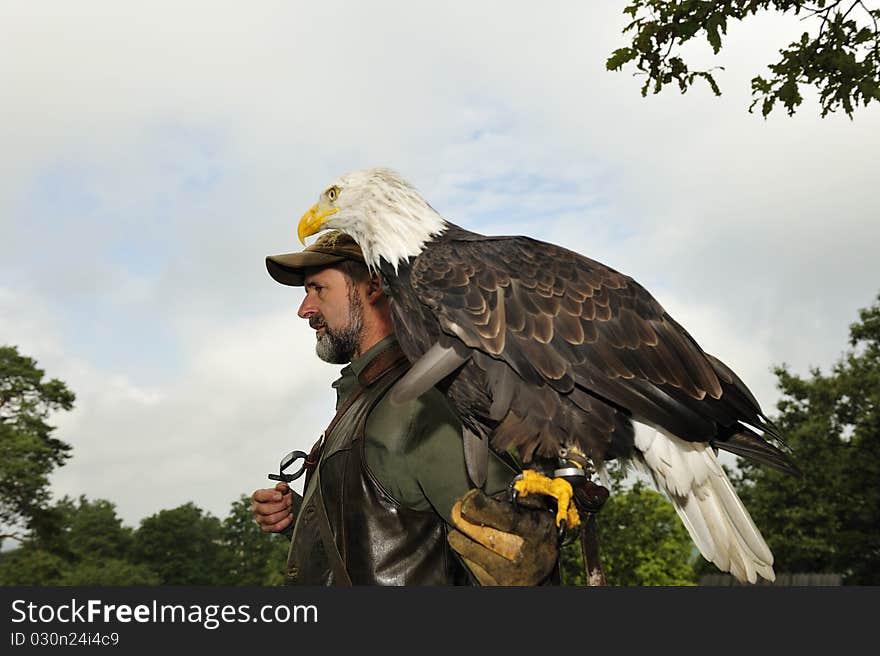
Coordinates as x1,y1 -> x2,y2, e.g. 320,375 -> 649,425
267,449 -> 309,483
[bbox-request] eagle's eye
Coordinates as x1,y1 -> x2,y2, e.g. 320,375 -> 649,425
326,186 -> 340,202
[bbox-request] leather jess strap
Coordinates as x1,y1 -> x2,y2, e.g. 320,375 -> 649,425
357,344 -> 410,386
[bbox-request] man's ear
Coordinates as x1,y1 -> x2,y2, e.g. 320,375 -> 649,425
365,274 -> 385,303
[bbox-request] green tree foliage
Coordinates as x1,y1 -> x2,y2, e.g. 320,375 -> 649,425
0,496 -> 158,585
0,345 -> 74,537
732,294 -> 880,584
561,476 -> 697,586
0,548 -> 160,586
130,503 -> 234,585
0,494 -> 293,586
57,559 -> 161,586
222,495 -> 290,586
0,548 -> 67,585
607,1 -> 880,118
43,496 -> 135,561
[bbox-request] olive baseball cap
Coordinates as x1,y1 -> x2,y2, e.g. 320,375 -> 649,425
265,231 -> 365,286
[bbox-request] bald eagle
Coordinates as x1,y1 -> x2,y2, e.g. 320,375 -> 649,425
297,167 -> 796,584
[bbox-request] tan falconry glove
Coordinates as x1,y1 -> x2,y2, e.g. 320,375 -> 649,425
447,488 -> 559,586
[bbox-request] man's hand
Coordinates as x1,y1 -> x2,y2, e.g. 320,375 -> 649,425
447,488 -> 558,586
251,482 -> 294,533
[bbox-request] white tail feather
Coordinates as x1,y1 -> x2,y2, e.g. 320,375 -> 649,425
633,427 -> 776,583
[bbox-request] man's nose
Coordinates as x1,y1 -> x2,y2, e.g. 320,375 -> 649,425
297,295 -> 315,319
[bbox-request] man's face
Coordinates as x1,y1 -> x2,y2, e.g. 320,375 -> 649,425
298,266 -> 364,364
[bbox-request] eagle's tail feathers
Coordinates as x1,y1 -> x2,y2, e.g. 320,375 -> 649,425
633,427 -> 776,584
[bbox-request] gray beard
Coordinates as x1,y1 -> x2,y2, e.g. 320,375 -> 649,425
314,290 -> 364,364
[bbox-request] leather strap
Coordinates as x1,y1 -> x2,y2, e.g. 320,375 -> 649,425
357,345 -> 409,386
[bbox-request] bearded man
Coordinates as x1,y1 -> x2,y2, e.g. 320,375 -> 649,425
251,231 -> 560,585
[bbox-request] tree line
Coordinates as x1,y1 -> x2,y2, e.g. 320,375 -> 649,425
2,294 -> 878,585
0,495 -> 289,586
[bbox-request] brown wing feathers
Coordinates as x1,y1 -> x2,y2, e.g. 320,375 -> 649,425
407,230 -> 790,470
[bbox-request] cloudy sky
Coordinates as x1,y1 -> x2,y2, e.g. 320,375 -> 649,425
2,1 -> 878,528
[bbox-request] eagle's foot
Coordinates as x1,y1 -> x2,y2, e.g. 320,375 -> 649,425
511,470 -> 581,530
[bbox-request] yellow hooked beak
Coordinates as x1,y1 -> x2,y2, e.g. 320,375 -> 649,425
298,203 -> 338,245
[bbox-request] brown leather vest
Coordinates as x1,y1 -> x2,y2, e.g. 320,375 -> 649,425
285,345 -> 472,586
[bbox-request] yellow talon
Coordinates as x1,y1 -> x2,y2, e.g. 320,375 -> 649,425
513,470 -> 580,529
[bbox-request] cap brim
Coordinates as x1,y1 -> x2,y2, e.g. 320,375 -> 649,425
265,251 -> 349,286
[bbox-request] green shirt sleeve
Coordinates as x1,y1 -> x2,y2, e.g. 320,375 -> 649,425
364,387 -> 518,526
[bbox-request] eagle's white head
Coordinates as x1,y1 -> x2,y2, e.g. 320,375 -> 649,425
297,167 -> 448,273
